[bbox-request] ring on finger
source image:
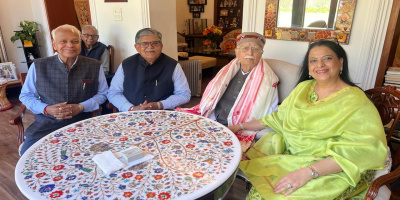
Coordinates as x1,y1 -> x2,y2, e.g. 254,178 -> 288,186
287,183 -> 292,188
59,107 -> 62,111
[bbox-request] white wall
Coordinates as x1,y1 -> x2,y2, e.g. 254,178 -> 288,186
176,0 -> 214,34
247,0 -> 391,90
149,0 -> 177,59
90,0 -> 145,72
0,0 -> 391,89
0,0 -> 35,73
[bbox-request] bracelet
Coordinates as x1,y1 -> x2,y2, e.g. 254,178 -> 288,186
157,102 -> 162,110
43,106 -> 48,116
239,123 -> 245,130
78,104 -> 84,112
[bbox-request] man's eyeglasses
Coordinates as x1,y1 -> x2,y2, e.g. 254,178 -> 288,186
82,34 -> 98,38
237,46 -> 262,53
138,41 -> 162,48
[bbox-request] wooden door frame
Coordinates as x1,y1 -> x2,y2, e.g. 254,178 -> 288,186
375,0 -> 400,87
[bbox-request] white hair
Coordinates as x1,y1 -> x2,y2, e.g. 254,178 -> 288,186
51,24 -> 81,41
81,25 -> 99,35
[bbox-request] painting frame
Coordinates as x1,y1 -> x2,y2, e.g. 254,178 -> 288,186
188,19 -> 207,35
0,27 -> 8,63
188,0 -> 207,5
104,0 -> 127,2
190,5 -> 204,12
220,9 -> 228,17
193,12 -> 201,18
0,62 -> 17,81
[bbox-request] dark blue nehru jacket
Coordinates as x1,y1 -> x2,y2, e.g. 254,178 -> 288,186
122,53 -> 177,106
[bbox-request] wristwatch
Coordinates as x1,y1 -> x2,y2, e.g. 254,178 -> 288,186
308,166 -> 319,179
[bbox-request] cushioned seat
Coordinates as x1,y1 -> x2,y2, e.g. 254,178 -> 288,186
189,56 -> 217,69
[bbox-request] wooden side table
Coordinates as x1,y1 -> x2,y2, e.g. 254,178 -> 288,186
0,83 -> 13,111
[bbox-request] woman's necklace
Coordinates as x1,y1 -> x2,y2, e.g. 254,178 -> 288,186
314,83 -> 338,101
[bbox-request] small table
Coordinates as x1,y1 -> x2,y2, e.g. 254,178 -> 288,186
186,47 -> 236,61
0,83 -> 13,111
15,111 -> 241,199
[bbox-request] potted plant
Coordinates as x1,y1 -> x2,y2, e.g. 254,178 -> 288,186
10,20 -> 39,46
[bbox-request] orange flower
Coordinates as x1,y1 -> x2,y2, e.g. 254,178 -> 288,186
147,192 -> 156,198
123,192 -> 133,197
202,25 -> 222,47
135,175 -> 143,180
154,175 -> 163,180
193,172 -> 204,178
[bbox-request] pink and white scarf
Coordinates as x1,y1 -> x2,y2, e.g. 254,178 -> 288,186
177,58 -> 279,156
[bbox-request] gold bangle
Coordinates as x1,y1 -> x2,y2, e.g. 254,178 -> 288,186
78,104 -> 84,112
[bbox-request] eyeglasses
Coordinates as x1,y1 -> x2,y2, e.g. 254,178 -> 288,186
138,41 -> 162,48
82,34 -> 98,38
237,46 -> 262,53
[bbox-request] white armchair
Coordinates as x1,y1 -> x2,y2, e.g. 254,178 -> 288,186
264,58 -> 300,104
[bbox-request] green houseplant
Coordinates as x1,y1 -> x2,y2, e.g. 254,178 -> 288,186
10,20 -> 39,44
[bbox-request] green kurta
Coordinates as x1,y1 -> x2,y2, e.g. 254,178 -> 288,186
240,80 -> 387,200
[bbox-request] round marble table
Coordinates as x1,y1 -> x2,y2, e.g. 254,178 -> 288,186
15,110 -> 241,199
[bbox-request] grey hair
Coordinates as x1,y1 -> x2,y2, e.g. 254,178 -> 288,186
135,28 -> 162,43
81,25 -> 99,35
51,24 -> 81,41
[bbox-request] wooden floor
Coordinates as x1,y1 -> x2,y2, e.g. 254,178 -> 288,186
0,71 -> 248,200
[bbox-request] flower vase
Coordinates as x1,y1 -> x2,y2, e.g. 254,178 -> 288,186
210,42 -> 217,51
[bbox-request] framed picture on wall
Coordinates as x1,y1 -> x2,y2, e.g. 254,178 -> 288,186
188,19 -> 207,35
220,9 -> 228,16
0,27 -> 8,63
0,62 -> 17,81
188,0 -> 207,5
190,5 -> 204,12
193,12 -> 200,18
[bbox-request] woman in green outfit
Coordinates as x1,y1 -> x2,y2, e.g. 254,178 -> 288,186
228,40 -> 387,199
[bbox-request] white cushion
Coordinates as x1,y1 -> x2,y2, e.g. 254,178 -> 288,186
189,56 -> 217,69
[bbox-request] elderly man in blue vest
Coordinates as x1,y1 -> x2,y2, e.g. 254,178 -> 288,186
107,28 -> 191,111
19,24 -> 108,155
80,25 -> 110,76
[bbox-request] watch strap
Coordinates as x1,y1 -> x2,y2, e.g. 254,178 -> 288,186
308,165 -> 319,179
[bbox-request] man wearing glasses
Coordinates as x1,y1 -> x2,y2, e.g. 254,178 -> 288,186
178,32 -> 278,154
80,25 -> 110,76
107,28 -> 190,111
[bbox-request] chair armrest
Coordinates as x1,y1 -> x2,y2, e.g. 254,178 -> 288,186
106,102 -> 119,113
9,104 -> 26,148
91,106 -> 102,117
365,166 -> 400,199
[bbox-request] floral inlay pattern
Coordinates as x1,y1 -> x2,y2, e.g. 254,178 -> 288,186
17,111 -> 240,199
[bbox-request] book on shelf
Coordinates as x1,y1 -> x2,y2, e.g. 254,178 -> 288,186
384,76 -> 400,81
386,67 -> 400,75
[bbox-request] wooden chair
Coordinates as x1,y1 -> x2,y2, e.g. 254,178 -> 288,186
9,73 -> 28,148
364,85 -> 400,199
9,72 -> 102,149
107,45 -> 114,74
